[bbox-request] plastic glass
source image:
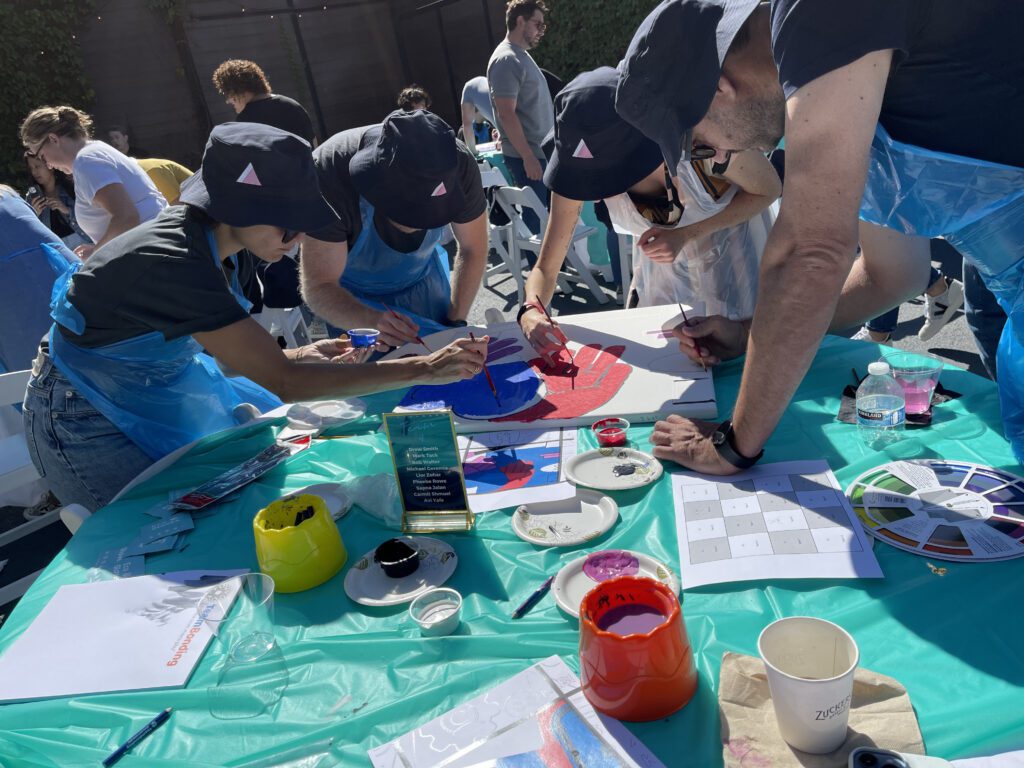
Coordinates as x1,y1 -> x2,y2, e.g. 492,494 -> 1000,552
409,587 -> 462,637
348,328 -> 380,347
758,617 -> 859,754
592,417 -> 630,447
880,349 -> 944,415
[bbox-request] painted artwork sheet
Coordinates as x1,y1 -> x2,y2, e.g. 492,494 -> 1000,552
671,461 -> 884,588
385,305 -> 715,434
846,460 -> 1024,562
367,656 -> 665,768
460,429 -> 578,513
0,570 -> 243,702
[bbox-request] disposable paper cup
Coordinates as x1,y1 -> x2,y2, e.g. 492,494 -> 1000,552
880,349 -> 943,415
757,617 -> 859,754
348,328 -> 380,348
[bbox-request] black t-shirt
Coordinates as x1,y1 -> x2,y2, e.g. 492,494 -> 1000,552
772,0 -> 1024,168
309,125 -> 487,249
236,94 -> 316,145
59,206 -> 250,348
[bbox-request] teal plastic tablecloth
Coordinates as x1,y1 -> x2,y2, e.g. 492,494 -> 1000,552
1,336 -> 1022,767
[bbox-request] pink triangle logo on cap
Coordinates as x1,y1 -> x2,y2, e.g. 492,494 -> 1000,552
431,182 -> 447,197
236,163 -> 262,186
572,139 -> 594,159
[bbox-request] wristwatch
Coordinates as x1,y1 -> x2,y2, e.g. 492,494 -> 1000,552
711,419 -> 764,469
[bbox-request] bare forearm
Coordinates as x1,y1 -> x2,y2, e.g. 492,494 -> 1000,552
302,279 -> 379,330
269,358 -> 425,403
524,195 -> 583,306
96,213 -> 139,248
449,246 -> 486,320
732,241 -> 855,456
683,191 -> 774,242
497,109 -> 535,160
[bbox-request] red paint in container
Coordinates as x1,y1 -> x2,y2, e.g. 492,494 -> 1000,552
592,417 -> 629,447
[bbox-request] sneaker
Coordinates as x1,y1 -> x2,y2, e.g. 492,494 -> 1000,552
852,326 -> 893,345
918,277 -> 964,341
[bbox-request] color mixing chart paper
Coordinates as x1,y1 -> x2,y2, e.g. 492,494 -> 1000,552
385,305 -> 716,434
671,461 -> 883,588
460,428 -> 578,513
368,656 -> 665,768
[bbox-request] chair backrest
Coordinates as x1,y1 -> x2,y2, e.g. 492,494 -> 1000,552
0,371 -> 31,408
478,161 -> 508,190
493,186 -> 549,241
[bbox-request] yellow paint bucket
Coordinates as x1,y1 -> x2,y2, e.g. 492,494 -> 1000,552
253,494 -> 347,593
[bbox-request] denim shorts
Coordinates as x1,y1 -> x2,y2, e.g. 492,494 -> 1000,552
23,349 -> 153,511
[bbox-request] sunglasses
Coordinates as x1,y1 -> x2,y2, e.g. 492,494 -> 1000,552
281,229 -> 301,244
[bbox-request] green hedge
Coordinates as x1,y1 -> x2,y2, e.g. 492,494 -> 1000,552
0,1 -> 94,188
533,0 -> 658,83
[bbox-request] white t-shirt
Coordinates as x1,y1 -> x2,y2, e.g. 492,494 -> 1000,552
72,141 -> 167,242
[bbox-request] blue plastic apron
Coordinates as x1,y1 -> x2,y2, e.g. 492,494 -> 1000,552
340,198 -> 453,336
859,124 -> 1024,461
48,230 -> 281,460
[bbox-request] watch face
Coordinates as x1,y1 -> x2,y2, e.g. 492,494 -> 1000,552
711,430 -> 726,447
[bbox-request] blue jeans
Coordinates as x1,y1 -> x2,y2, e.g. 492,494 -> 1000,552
866,267 -> 941,334
503,154 -> 549,236
962,259 -> 1007,380
23,350 -> 153,510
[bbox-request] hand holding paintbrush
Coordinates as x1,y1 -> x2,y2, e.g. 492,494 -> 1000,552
469,331 -> 502,405
678,303 -> 707,371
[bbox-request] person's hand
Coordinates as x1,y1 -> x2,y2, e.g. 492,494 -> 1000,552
420,336 -> 489,384
47,197 -> 70,215
376,308 -> 420,347
649,415 -> 740,475
74,243 -> 97,260
294,338 -> 374,364
671,315 -> 749,366
638,226 -> 688,264
524,155 -> 543,181
29,196 -> 48,216
520,305 -> 567,367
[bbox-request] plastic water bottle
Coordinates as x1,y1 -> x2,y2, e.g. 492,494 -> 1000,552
856,361 -> 905,448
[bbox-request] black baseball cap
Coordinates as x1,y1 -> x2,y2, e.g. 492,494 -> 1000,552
349,109 -> 466,230
179,122 -> 337,232
615,0 -> 762,170
543,66 -> 664,201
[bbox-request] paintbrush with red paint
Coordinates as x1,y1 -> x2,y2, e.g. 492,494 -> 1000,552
533,295 -> 574,369
469,331 -> 502,406
678,303 -> 707,372
383,304 -> 431,352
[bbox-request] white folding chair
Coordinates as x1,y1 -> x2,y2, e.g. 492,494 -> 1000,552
253,306 -> 311,348
0,371 -> 41,500
492,186 -> 609,305
478,161 -> 520,298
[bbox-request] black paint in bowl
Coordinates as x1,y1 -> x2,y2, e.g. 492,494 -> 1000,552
374,538 -> 420,578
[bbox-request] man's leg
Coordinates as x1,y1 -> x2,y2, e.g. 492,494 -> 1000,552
961,260 -> 1006,379
503,154 -> 549,235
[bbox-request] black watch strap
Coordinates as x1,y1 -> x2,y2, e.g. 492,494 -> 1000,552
711,419 -> 763,469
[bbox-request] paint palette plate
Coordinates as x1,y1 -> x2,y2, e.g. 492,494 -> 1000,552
286,398 -> 366,430
563,448 -> 663,491
344,537 -> 457,606
552,549 -> 679,619
511,489 -> 619,547
282,483 -> 353,520
845,460 -> 1024,562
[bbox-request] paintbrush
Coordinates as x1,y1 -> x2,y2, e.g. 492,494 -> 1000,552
678,302 -> 707,372
382,304 -> 431,352
469,331 -> 502,405
534,295 -> 573,367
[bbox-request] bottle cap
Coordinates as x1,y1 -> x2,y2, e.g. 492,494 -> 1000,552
867,362 -> 890,376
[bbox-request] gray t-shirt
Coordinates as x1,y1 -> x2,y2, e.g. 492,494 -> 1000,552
461,76 -> 495,125
486,41 -> 553,160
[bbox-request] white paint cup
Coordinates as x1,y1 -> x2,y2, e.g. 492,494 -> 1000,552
757,617 -> 859,754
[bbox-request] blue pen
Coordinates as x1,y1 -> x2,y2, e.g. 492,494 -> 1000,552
512,575 -> 554,619
103,707 -> 173,767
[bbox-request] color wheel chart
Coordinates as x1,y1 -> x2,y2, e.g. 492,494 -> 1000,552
846,460 -> 1024,562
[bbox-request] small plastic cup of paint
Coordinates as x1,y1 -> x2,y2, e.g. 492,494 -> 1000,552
592,417 -> 630,447
348,328 -> 380,348
409,587 -> 462,637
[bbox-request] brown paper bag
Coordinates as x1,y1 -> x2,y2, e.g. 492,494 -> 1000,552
719,651 -> 925,767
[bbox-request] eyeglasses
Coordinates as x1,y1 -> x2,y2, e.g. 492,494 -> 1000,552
281,229 -> 301,244
24,137 -> 49,160
530,18 -> 547,31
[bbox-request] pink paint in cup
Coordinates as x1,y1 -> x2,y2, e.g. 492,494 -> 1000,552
879,350 -> 943,415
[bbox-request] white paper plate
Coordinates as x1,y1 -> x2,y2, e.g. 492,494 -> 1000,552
563,448 -> 663,491
286,399 -> 366,430
283,483 -> 353,520
551,549 -> 679,618
344,536 -> 457,607
511,490 -> 619,547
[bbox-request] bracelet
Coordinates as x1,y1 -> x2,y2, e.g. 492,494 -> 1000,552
512,303 -> 544,323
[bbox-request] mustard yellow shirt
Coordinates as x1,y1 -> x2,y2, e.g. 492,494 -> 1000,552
137,158 -> 193,205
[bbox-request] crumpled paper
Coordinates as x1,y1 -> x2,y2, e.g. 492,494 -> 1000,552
719,651 -> 925,767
